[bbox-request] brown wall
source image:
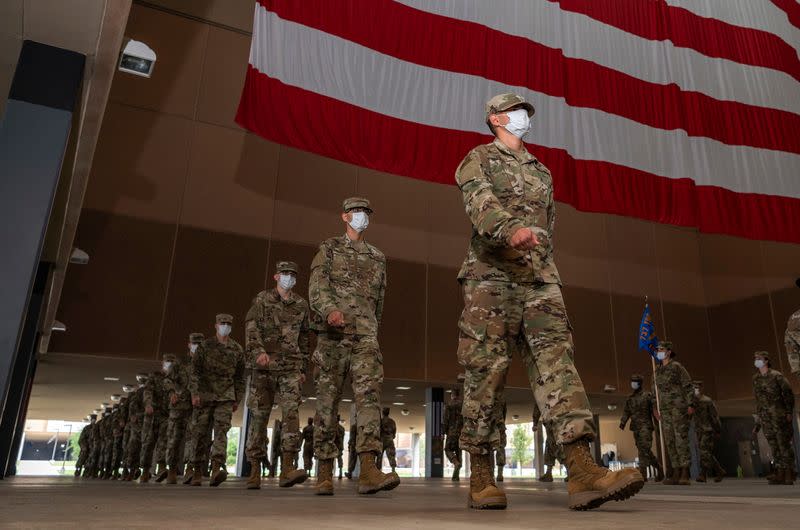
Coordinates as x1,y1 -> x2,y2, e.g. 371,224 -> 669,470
49,3 -> 800,405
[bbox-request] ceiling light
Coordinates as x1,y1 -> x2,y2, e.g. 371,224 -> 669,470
342,398 -> 352,402
52,320 -> 67,332
103,377 -> 119,381
396,386 -> 411,390
393,402 -> 405,406
307,397 -> 317,400
69,248 -> 89,265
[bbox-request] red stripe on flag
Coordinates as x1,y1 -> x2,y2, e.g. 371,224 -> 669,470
236,66 -> 800,243
550,0 -> 800,83
770,0 -> 800,29
258,0 -> 800,156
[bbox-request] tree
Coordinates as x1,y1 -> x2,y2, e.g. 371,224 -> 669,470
511,424 -> 533,469
67,431 -> 82,462
226,428 -> 240,467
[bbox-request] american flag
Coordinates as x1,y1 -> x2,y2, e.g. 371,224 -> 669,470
236,0 -> 800,243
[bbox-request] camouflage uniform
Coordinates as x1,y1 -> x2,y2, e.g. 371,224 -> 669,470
493,402 -> 507,469
269,420 -> 283,476
140,370 -> 170,474
346,423 -> 358,477
75,418 -> 95,473
244,269 -> 310,464
165,349 -> 194,470
443,392 -> 464,468
692,382 -> 723,474
309,212 -> 387,461
753,355 -> 796,472
455,127 -> 594,455
189,320 -> 246,469
380,410 -> 397,469
785,307 -> 800,378
125,383 -> 146,472
302,421 -> 315,471
110,403 -> 126,477
654,351 -> 695,469
335,422 -> 346,477
533,402 -> 563,467
619,381 -> 659,468
181,336 -> 210,472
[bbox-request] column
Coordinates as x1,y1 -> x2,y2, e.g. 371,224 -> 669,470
424,387 -> 444,478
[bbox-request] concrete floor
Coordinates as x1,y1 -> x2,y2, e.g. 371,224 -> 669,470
0,476 -> 797,529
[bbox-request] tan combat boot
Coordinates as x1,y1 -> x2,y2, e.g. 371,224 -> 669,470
139,469 -> 151,483
785,468 -> 795,485
539,467 -> 553,482
279,452 -> 308,488
166,467 -> 178,484
209,461 -> 228,487
154,463 -> 168,483
768,468 -> 784,485
452,463 -> 461,482
246,460 -> 261,490
563,439 -> 644,511
713,463 -> 725,483
468,452 -> 506,509
182,464 -> 195,485
677,466 -> 691,485
662,467 -> 679,485
696,468 -> 707,483
191,462 -> 203,486
315,459 -> 334,495
358,452 -> 400,495
654,462 -> 665,482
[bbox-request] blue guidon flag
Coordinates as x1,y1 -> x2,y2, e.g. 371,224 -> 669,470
638,303 -> 659,361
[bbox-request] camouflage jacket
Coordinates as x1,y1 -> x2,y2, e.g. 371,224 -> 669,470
620,390 -> 656,431
302,424 -> 314,444
455,138 -> 560,284
335,424 -> 345,452
693,394 -> 721,433
164,356 -> 193,411
309,235 -> 386,336
753,369 -> 795,419
126,387 -> 145,426
443,401 -> 464,437
245,288 -> 310,372
785,308 -> 800,376
111,404 -> 125,437
78,424 -> 92,448
655,360 -> 696,411
101,416 -> 114,442
381,416 -> 397,439
143,371 -> 170,416
190,337 -> 245,403
117,398 -> 129,430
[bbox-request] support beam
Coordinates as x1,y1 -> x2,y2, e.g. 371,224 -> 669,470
424,387 -> 444,478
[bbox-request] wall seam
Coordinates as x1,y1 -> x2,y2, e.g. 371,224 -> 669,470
759,240 -> 785,373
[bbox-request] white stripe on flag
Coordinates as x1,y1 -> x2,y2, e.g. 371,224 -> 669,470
251,6 -> 800,199
397,0 -> 800,115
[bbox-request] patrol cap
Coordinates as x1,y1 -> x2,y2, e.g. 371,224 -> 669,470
276,261 -> 299,274
216,313 -> 233,324
162,353 -> 177,362
189,332 -> 204,343
89,413 -> 97,419
658,340 -> 673,351
342,197 -> 373,214
485,93 -> 535,119
754,351 -> 770,360
630,374 -> 644,382
122,384 -> 135,393
693,380 -> 703,387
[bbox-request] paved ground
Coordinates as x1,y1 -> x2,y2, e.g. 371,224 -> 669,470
1,476 -> 797,529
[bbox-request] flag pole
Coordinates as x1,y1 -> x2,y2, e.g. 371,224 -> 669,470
646,297 -> 668,478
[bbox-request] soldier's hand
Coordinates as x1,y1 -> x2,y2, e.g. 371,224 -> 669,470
256,352 -> 270,367
232,402 -> 239,413
169,393 -> 178,406
145,405 -> 154,416
327,310 -> 345,327
687,407 -> 695,416
300,373 -> 306,384
510,227 -> 540,250
192,395 -> 201,407
654,411 -> 662,422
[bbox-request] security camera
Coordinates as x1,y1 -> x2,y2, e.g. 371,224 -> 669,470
118,39 -> 156,78
401,409 -> 410,416
69,248 -> 89,265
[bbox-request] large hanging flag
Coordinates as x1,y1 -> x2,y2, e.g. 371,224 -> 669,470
638,303 -> 659,361
236,0 -> 800,243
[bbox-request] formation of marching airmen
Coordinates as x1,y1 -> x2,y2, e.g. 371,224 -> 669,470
69,93 -> 800,511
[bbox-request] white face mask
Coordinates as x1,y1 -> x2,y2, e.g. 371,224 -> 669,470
162,362 -> 173,372
348,211 -> 369,233
656,351 -> 667,361
694,388 -> 700,396
754,359 -> 765,369
189,343 -> 198,354
278,274 -> 296,291
503,109 -> 531,138
630,382 -> 640,390
217,324 -> 232,337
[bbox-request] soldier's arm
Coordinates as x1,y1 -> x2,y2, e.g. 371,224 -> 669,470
234,347 -> 246,403
189,349 -> 202,397
142,378 -> 154,408
785,325 -> 800,375
619,398 -> 630,429
681,366 -> 696,408
778,374 -> 795,413
442,406 -> 450,432
299,305 -> 311,375
375,259 -> 387,325
309,243 -> 339,320
245,297 -> 267,366
455,151 -> 526,245
710,400 -> 722,433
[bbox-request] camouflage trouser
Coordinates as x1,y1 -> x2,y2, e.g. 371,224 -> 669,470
634,427 -> 658,467
76,443 -> 89,468
313,333 -> 383,460
111,433 -> 124,472
303,439 -> 315,470
697,430 -> 721,470
661,405 -> 691,468
165,408 -> 191,468
269,424 -> 282,473
121,422 -> 131,467
543,422 -> 563,466
496,448 -> 506,467
140,413 -> 167,471
381,436 -> 397,468
347,443 -> 358,475
458,281 -> 594,454
245,369 -> 276,461
125,419 -> 143,469
445,433 -> 462,466
762,413 -> 795,469
337,449 -> 344,473
88,442 -> 101,471
184,409 -> 213,466
193,400 -> 234,466
101,438 -> 112,471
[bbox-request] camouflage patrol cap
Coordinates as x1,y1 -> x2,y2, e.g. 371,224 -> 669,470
276,261 -> 299,274
485,93 -> 535,119
122,384 -> 135,392
658,340 -> 673,350
630,374 -> 644,382
89,413 -> 97,419
162,353 -> 177,362
110,394 -> 121,402
216,313 -> 233,324
693,380 -> 704,387
754,351 -> 770,360
342,197 -> 373,213
189,332 -> 204,343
